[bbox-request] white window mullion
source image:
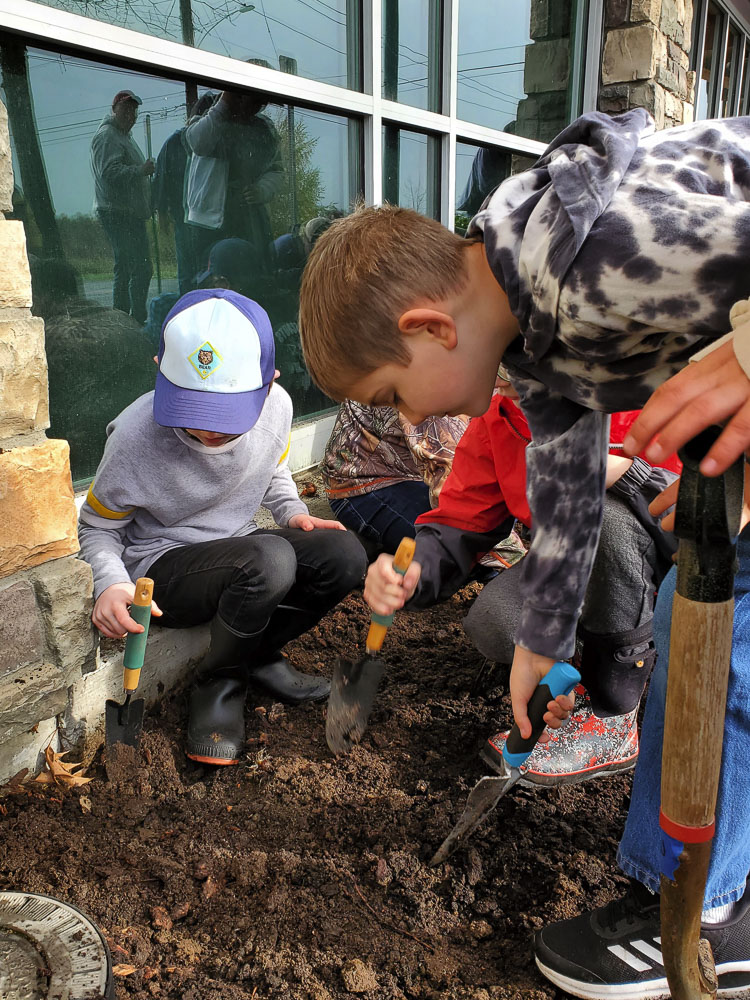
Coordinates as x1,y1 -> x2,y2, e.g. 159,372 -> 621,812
582,0 -> 605,113
367,0 -> 383,205
442,0 -> 458,228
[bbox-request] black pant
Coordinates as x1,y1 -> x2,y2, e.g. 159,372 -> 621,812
147,528 -> 366,648
98,209 -> 153,324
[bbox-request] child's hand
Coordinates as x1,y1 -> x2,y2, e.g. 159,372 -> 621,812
648,478 -> 681,534
92,582 -> 163,639
623,339 -> 750,477
288,513 -> 346,531
364,553 -> 422,616
510,646 -> 575,742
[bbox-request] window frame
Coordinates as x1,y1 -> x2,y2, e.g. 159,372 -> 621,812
2,0 -> 601,230
692,0 -> 750,119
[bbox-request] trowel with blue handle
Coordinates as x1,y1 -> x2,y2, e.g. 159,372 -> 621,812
430,660 -> 581,865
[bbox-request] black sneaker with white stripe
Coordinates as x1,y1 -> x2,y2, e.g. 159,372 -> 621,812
534,879 -> 750,999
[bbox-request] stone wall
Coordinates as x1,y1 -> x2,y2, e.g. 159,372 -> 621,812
601,0 -> 695,126
0,96 -> 98,781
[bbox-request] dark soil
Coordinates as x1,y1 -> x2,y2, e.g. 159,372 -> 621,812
0,585 -> 633,999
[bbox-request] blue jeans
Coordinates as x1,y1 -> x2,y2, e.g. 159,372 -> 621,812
618,530 -> 750,906
330,481 -> 431,555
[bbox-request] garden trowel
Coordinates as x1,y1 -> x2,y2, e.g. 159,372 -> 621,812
104,577 -> 154,750
326,537 -> 416,755
430,660 -> 581,865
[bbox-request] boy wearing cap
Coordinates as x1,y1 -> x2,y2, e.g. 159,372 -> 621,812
79,289 -> 367,764
91,89 -> 155,325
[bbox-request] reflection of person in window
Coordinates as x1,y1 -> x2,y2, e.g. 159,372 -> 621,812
457,145 -> 512,218
90,90 -> 155,325
185,87 -> 284,276
153,91 -> 218,296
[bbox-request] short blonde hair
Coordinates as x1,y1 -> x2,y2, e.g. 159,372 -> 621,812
299,203 -> 474,400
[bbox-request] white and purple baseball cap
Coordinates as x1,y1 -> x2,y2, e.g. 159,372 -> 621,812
153,288 -> 276,435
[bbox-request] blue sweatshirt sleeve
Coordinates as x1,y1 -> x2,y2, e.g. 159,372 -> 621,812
512,373 -> 610,659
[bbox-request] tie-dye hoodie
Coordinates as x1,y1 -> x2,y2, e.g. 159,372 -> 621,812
469,108 -> 750,659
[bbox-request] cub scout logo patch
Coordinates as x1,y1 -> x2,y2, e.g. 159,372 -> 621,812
189,341 -> 223,380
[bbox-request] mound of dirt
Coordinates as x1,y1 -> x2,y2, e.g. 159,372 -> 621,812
0,585 -> 632,999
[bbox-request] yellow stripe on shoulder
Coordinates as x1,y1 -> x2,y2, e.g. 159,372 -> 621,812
278,433 -> 291,465
86,483 -> 135,520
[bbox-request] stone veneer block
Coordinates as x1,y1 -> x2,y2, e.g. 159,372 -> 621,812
0,309 -> 49,436
0,221 -> 33,309
0,440 -> 78,579
0,580 -> 45,680
31,557 -> 97,678
631,0 -> 663,25
0,101 -> 12,214
602,24 -> 665,84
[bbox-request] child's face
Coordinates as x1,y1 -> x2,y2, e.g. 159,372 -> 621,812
184,429 -> 240,447
347,332 -> 499,425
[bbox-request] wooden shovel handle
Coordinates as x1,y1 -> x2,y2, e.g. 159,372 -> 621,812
366,537 -> 417,653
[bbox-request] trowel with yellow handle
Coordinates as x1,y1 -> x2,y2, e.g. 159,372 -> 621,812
104,577 -> 154,750
326,537 -> 416,755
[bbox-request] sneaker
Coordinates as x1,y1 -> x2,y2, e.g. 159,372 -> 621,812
534,879 -> 750,999
481,688 -> 639,786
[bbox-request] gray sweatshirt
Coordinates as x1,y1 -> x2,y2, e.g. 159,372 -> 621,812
78,385 -> 308,598
90,114 -> 150,220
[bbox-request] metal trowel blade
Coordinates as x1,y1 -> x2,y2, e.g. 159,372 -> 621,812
105,695 -> 145,750
429,771 -> 517,866
325,654 -> 386,755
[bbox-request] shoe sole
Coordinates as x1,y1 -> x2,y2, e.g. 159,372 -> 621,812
535,956 -> 750,999
186,753 -> 240,766
480,746 -> 638,786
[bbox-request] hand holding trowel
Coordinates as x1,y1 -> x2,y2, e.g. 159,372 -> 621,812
105,577 -> 155,750
430,660 -> 580,865
326,537 -> 416,755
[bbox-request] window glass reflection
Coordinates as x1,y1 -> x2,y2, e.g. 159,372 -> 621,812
26,0 -> 361,92
382,0 -> 441,112
696,3 -> 721,119
457,0 -> 575,142
721,25 -> 740,117
454,140 -> 535,234
382,125 -> 440,219
1,42 -> 361,482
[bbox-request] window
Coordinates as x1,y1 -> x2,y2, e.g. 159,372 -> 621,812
1,39 -> 362,483
457,0 -> 578,141
22,0 -> 362,92
454,140 -> 536,234
0,0 -> 595,481
383,125 -> 440,218
693,0 -> 750,121
382,0 -> 442,112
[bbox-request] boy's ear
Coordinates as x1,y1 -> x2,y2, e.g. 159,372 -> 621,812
397,308 -> 457,349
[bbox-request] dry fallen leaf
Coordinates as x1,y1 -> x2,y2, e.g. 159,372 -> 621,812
35,746 -> 94,790
113,964 -> 137,977
79,795 -> 92,814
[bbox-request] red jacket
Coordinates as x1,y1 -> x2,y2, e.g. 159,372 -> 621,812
409,397 -> 680,609
417,398 -> 681,534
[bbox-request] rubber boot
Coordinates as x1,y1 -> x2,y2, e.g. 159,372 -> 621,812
249,653 -> 330,703
185,616 -> 261,765
248,605 -> 331,704
576,620 -> 657,718
186,665 -> 248,765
